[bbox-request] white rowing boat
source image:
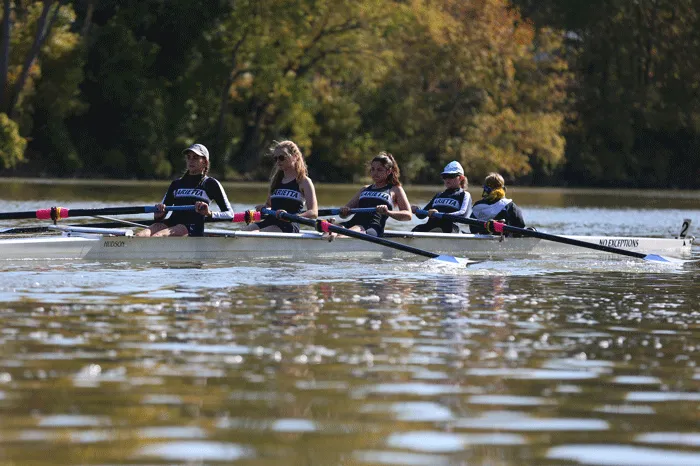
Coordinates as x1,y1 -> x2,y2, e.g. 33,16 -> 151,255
0,225 -> 693,261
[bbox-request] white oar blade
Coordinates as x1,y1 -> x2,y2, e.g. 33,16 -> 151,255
432,255 -> 477,267
643,254 -> 686,264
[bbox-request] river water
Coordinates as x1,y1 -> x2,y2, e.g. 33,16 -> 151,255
0,180 -> 698,465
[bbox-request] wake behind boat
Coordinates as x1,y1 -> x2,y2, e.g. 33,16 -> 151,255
0,225 -> 693,261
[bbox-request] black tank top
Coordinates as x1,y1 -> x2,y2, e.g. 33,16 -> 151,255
349,184 -> 394,231
270,179 -> 304,214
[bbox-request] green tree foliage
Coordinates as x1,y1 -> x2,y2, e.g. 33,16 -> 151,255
0,0 -> 697,188
0,112 -> 25,168
357,0 -> 569,183
513,0 -> 700,188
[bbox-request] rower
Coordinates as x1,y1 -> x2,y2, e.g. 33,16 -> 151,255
411,160 -> 472,233
136,143 -> 234,237
469,172 -> 525,235
331,152 -> 412,239
242,140 -> 317,233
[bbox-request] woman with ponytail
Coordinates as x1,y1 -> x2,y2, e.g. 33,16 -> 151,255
243,140 -> 317,233
469,172 -> 525,234
137,143 -> 234,237
333,152 -> 412,238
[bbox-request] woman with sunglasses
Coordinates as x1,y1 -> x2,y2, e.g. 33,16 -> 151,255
469,172 -> 525,234
243,140 -> 317,233
332,151 -> 412,238
410,161 -> 472,233
136,143 -> 234,237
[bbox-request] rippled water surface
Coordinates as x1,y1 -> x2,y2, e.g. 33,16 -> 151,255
0,181 -> 698,465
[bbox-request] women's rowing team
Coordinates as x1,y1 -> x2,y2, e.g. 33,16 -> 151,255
136,141 -> 525,238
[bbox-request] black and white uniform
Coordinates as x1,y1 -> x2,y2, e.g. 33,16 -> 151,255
161,174 -> 234,236
469,197 -> 525,234
412,188 -> 472,233
255,179 -> 305,233
342,184 -> 393,236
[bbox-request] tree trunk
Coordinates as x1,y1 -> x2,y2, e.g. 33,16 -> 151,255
7,0 -> 64,117
237,98 -> 270,175
0,0 -> 11,110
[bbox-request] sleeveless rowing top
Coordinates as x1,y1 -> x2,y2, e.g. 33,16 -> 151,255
344,184 -> 394,234
270,178 -> 304,214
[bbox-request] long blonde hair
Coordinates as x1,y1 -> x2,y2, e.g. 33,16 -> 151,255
371,151 -> 401,186
269,140 -> 308,193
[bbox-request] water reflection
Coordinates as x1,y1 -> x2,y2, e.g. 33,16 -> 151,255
0,185 -> 699,463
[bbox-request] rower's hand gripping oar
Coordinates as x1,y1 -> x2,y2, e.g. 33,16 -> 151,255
262,208 -> 473,267
0,205 -> 196,222
417,209 -> 675,263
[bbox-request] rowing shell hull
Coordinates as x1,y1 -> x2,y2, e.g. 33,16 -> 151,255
0,230 -> 693,261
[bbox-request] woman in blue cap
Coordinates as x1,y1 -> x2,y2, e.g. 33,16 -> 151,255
136,143 -> 234,237
411,161 -> 472,233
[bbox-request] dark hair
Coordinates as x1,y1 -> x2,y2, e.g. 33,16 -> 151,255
371,151 -> 401,186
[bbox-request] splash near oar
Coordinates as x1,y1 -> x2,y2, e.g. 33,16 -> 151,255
261,208 -> 473,267
417,209 -> 676,263
0,205 -> 196,222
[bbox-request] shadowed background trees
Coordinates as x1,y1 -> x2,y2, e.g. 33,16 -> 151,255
0,0 -> 698,188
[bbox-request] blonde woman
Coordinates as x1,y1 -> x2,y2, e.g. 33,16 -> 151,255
469,172 -> 525,234
244,140 -> 317,233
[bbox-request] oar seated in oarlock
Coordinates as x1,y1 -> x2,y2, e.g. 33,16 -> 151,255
416,209 -> 677,263
260,208 -> 473,267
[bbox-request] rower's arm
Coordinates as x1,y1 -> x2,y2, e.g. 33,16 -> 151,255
208,178 -> 234,220
452,192 -> 473,218
387,186 -> 412,221
344,188 -> 364,209
299,177 -> 318,219
157,182 -> 176,220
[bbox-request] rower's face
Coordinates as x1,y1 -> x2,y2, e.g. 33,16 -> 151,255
370,162 -> 390,183
274,148 -> 294,168
186,151 -> 207,173
442,173 -> 461,188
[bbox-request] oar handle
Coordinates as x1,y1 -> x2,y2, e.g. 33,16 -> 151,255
418,209 -> 648,260
317,207 -> 378,216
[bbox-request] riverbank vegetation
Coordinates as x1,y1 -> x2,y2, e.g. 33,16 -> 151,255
0,0 -> 698,188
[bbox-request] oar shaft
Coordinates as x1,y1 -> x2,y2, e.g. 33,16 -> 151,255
420,210 -> 647,260
0,205 -> 195,221
261,208 -> 440,259
317,207 -> 378,216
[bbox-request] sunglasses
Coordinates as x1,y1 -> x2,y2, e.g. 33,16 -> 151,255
482,185 -> 493,194
273,154 -> 289,162
441,173 -> 459,179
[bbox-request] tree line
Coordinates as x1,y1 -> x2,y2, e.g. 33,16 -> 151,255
0,0 -> 698,188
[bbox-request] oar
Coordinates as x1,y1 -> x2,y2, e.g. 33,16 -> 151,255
417,209 -> 675,263
261,208 -> 472,266
0,205 -> 196,221
317,207 -> 378,216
